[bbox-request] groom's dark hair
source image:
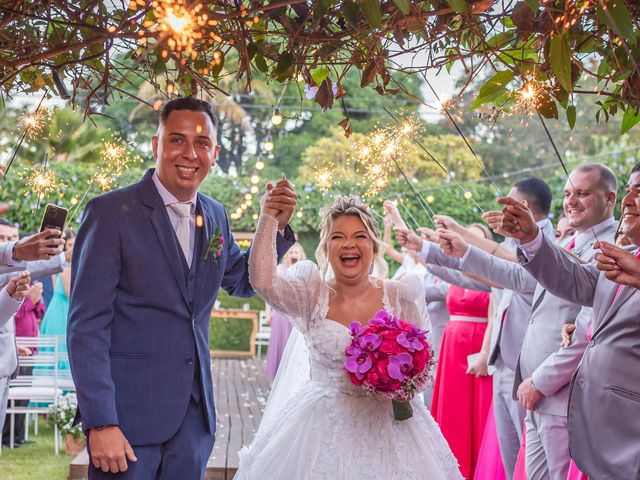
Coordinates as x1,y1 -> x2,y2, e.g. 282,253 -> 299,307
160,97 -> 219,131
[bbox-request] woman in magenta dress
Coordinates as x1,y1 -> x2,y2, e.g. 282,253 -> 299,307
265,242 -> 306,381
431,283 -> 492,479
431,225 -> 493,479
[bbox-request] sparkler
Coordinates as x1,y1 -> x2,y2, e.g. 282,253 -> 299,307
314,167 -> 334,192
513,81 -> 549,115
421,75 -> 503,199
25,166 -> 60,198
133,0 -> 212,56
19,111 -> 47,140
384,108 -> 487,214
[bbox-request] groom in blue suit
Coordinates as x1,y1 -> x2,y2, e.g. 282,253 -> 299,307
68,97 -> 297,479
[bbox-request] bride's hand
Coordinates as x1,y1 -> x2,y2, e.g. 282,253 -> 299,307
260,183 -> 280,219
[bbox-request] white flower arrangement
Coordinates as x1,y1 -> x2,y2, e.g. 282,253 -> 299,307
48,392 -> 83,438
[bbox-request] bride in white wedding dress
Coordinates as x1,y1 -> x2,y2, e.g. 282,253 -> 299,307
235,194 -> 462,479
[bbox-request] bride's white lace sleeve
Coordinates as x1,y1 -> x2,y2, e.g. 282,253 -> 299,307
393,274 -> 431,331
249,214 -> 320,333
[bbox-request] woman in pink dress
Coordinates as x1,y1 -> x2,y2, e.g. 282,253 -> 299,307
431,282 -> 492,479
265,242 -> 306,380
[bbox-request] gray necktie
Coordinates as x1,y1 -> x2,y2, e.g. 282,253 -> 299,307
169,202 -> 192,266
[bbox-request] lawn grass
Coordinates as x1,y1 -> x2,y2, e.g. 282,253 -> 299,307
0,417 -> 70,480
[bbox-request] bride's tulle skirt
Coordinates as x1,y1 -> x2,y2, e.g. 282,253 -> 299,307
235,381 -> 463,480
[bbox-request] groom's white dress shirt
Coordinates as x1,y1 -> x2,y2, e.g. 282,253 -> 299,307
152,172 -> 197,266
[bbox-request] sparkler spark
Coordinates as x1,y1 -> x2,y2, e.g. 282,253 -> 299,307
92,171 -> 115,191
100,140 -> 140,176
25,166 -> 61,197
19,112 -> 46,140
513,81 -> 548,115
132,0 -> 212,56
314,167 -> 334,192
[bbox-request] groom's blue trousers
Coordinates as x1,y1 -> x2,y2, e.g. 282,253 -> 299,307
87,396 -> 215,480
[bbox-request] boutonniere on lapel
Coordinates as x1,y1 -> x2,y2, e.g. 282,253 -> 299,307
205,228 -> 224,262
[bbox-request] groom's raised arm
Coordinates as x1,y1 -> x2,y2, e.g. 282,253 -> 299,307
68,197 -> 121,430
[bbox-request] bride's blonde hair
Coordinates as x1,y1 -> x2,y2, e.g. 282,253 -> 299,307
315,196 -> 388,281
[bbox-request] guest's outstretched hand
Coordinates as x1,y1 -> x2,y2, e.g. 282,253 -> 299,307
382,200 -> 403,226
6,271 -> 31,301
481,210 -> 510,237
595,241 -> 640,289
498,197 -> 538,243
394,227 -> 423,252
261,175 -> 298,230
417,227 -> 437,242
12,229 -> 64,261
433,215 -> 463,234
437,229 -> 469,258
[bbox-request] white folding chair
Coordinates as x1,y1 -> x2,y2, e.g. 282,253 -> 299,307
5,335 -> 63,454
255,310 -> 271,356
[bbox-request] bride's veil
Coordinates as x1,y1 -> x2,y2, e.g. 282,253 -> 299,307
260,326 -> 310,431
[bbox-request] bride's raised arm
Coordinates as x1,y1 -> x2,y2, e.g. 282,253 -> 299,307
249,213 -> 320,332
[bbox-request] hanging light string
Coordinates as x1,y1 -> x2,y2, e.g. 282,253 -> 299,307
422,73 -> 503,198
383,108 -> 486,214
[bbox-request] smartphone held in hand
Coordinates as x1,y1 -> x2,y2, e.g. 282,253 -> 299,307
39,203 -> 68,233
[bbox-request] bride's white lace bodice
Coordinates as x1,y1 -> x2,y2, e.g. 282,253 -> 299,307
249,215 -> 431,394
239,214 -> 462,480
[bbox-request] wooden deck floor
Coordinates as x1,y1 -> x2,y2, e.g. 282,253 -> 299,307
69,357 -> 270,480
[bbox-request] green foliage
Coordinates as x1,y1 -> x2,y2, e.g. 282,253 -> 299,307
0,418 -> 68,479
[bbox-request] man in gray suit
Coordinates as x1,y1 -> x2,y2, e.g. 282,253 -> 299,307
0,272 -> 32,439
499,164 -> 640,480
0,228 -> 64,274
398,177 -> 555,479
439,163 -> 618,480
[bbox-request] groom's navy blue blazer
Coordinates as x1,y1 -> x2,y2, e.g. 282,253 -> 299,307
67,169 -> 294,445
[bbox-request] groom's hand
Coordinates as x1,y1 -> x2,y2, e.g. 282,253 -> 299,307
265,176 -> 297,230
89,426 -> 137,473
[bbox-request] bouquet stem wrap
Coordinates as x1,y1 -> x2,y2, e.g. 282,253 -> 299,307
392,399 -> 413,421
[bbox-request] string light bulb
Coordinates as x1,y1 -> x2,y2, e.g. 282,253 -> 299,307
271,107 -> 283,126
263,135 -> 274,152
255,160 -> 264,170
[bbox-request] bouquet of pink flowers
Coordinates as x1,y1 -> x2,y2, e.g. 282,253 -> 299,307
344,310 -> 433,421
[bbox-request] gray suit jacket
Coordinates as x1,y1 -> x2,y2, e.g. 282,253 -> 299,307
520,234 -> 640,479
423,272 -> 449,358
0,253 -> 65,288
0,288 -> 23,378
462,224 -> 615,416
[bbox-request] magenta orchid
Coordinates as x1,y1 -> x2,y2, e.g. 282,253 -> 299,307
345,350 -> 373,380
387,352 -> 414,381
396,326 -> 427,352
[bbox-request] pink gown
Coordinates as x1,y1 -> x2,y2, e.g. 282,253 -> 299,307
431,285 -> 492,479
473,401 -> 506,480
